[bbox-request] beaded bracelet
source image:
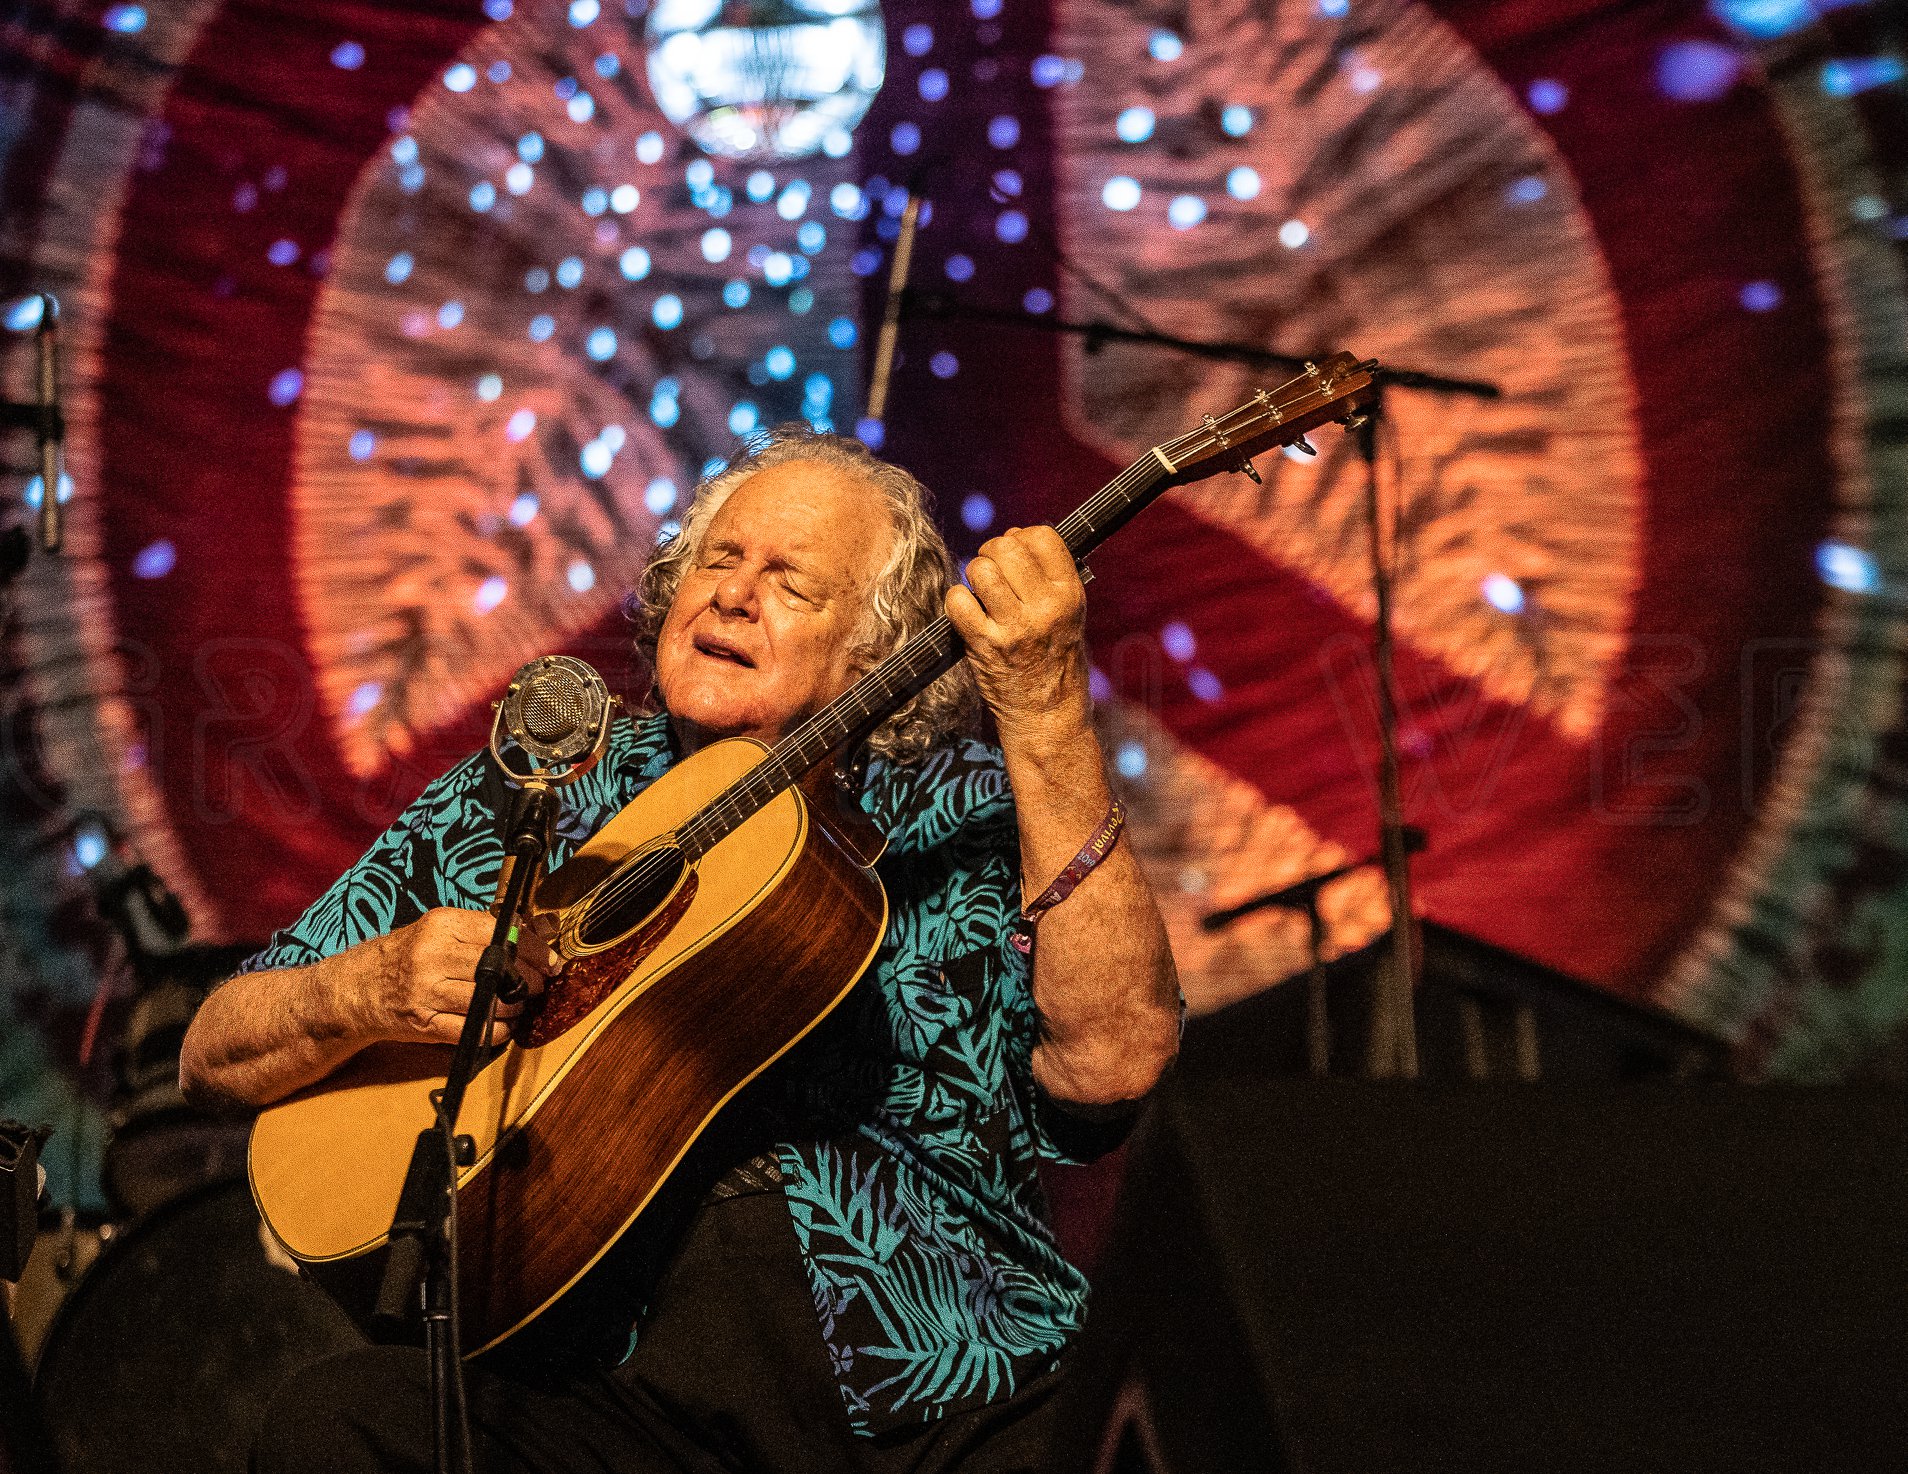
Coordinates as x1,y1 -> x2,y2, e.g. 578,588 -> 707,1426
1010,798 -> 1127,955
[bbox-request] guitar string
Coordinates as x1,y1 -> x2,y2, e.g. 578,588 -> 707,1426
559,369 -> 1356,938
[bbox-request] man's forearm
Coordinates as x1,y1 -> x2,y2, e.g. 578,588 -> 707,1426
1001,719 -> 1180,1107
178,944 -> 376,1111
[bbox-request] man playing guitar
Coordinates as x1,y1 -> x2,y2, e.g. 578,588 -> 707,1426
180,426 -> 1181,1473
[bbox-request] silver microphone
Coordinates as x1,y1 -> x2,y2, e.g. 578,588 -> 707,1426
35,293 -> 61,554
489,654 -> 617,785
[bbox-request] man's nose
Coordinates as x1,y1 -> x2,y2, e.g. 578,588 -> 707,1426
711,565 -> 759,617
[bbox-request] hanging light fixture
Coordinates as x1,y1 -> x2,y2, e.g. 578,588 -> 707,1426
644,0 -> 886,162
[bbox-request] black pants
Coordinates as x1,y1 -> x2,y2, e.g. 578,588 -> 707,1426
253,1191 -> 1062,1474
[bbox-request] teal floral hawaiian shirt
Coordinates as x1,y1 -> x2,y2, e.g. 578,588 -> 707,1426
240,713 -> 1105,1434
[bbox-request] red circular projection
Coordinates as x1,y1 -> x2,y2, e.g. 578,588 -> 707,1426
5,0 -> 1906,1079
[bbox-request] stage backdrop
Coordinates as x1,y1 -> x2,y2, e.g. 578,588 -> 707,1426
6,0 -> 1908,1192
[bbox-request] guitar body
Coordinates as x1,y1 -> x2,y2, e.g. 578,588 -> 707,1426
248,737 -> 888,1353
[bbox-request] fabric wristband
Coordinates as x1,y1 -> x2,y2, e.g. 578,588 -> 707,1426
1010,798 -> 1127,955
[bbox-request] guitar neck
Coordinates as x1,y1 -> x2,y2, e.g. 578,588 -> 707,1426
675,457 -> 1172,859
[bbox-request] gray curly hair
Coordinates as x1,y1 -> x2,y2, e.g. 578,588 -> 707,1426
632,424 -> 979,764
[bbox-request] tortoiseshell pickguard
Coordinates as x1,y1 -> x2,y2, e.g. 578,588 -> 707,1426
522,869 -> 700,1048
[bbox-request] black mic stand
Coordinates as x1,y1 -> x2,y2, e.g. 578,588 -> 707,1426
373,778 -> 556,1474
906,290 -> 1500,1077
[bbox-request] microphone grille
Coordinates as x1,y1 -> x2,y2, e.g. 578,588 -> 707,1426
520,667 -> 591,743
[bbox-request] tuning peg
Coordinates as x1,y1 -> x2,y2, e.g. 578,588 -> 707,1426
1291,434 -> 1317,456
1239,457 -> 1262,484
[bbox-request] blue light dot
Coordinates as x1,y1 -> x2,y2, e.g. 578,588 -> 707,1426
611,183 -> 639,212
1226,166 -> 1261,201
73,823 -> 109,871
103,4 -> 146,33
444,63 -> 477,93
851,247 -> 883,277
348,429 -> 377,461
600,424 -> 626,452
619,246 -> 651,281
1820,57 -> 1907,97
797,221 -> 826,254
988,115 -> 1021,149
729,401 -> 760,435
474,575 -> 508,613
1161,621 -> 1197,661
267,239 -> 299,266
1187,667 -> 1224,703
331,40 -> 365,70
556,256 -> 585,287
1740,280 -> 1782,312
961,493 -> 994,530
1024,287 -> 1054,314
723,279 -> 752,308
477,374 -> 503,401
1507,175 -> 1548,205
506,162 -> 534,196
525,266 -> 550,292
1656,40 -> 1741,102
764,252 -> 794,287
510,492 -> 539,526
1712,0 -> 1816,41
581,187 -> 608,216
686,158 -> 714,189
804,370 -> 833,400
1168,195 -> 1207,230
1115,741 -> 1149,779
972,0 -> 1003,16
930,351 -> 959,379
856,417 -> 885,450
268,368 -> 303,406
1220,104 -> 1253,137
3,296 -> 44,330
904,23 -> 934,56
568,91 -> 596,123
919,68 -> 948,102
945,254 -> 976,282
529,314 -> 555,342
488,60 -> 512,82
586,326 -> 617,361
1102,176 -> 1142,211
1527,78 -> 1568,114
518,131 -> 545,162
132,539 -> 175,579
636,131 -> 664,164
1149,30 -> 1184,62
765,345 -> 796,380
777,181 -> 812,220
1481,573 -> 1526,613
702,227 -> 733,263
1115,106 -> 1155,143
1317,0 -> 1349,15
891,121 -> 922,155
828,316 -> 858,348
568,559 -> 597,593
650,396 -> 680,429
347,681 -> 383,719
22,472 -> 72,509
1817,540 -> 1880,593
645,478 -> 678,514
653,294 -> 684,330
483,0 -> 513,18
506,408 -> 537,441
391,135 -> 419,165
580,440 -> 612,477
789,286 -> 815,314
996,210 -> 1028,243
398,162 -> 425,193
469,180 -> 496,211
569,0 -> 599,25
830,182 -> 865,218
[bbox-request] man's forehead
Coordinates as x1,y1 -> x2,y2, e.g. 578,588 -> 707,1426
707,460 -> 890,564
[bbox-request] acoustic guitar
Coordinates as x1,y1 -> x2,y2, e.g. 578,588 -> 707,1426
248,352 -> 1377,1353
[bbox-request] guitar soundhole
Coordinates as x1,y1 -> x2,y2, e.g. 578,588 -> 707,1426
577,845 -> 687,950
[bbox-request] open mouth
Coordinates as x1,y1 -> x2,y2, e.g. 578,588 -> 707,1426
693,635 -> 757,668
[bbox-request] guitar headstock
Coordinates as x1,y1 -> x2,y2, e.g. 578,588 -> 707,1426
1154,351 -> 1378,486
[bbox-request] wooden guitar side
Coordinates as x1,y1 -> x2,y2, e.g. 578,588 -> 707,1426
248,738 -> 887,1353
